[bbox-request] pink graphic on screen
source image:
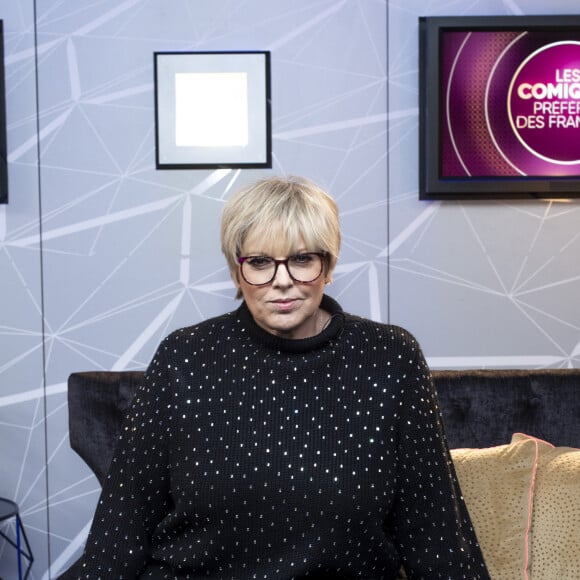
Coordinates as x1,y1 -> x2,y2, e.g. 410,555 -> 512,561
441,30 -> 580,177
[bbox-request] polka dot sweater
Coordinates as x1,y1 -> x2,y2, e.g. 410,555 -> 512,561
67,295 -> 489,579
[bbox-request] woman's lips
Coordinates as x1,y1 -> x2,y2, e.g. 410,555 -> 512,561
271,298 -> 299,311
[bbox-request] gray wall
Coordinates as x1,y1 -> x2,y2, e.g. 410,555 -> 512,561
0,0 -> 579,577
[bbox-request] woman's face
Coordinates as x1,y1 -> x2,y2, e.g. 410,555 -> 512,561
236,232 -> 327,339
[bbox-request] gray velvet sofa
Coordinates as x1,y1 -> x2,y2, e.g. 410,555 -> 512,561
67,368 -> 580,579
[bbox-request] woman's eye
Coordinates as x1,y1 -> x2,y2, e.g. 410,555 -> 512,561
291,253 -> 313,265
247,257 -> 272,268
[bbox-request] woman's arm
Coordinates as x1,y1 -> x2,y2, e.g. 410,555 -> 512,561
387,330 -> 490,579
59,346 -> 174,579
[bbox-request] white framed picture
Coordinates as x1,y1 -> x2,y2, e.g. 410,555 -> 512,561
154,51 -> 271,169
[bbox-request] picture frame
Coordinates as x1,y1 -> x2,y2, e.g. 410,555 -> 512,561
0,20 -> 8,204
419,15 -> 580,200
154,50 -> 271,170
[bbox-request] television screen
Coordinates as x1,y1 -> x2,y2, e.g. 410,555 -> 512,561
419,15 -> 580,200
0,20 -> 7,204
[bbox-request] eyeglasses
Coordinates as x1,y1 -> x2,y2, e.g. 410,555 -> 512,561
237,252 -> 326,286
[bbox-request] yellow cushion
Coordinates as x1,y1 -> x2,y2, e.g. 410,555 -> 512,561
512,434 -> 580,580
451,437 -> 540,579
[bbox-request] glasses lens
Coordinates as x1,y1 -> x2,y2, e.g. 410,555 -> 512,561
241,256 -> 276,285
287,253 -> 323,282
240,253 -> 324,285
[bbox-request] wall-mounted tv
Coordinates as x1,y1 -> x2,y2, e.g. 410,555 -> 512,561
419,15 -> 580,200
0,20 -> 7,204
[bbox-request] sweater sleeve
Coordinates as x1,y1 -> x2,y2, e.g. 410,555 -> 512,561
387,329 -> 490,579
60,345 -> 174,579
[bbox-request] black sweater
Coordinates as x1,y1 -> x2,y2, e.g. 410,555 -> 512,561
64,295 -> 489,579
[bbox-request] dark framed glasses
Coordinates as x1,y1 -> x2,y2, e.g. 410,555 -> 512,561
237,252 -> 326,286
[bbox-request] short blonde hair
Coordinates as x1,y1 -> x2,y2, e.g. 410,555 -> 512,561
221,176 -> 341,296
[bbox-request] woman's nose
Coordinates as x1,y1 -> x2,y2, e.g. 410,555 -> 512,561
272,262 -> 294,286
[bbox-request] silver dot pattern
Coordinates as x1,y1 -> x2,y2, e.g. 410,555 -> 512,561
67,296 -> 489,579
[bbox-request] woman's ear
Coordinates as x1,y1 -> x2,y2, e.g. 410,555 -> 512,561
230,267 -> 244,300
324,264 -> 333,285
229,265 -> 240,284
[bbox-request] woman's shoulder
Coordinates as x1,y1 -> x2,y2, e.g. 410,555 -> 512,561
343,312 -> 421,346
340,313 -> 430,386
341,313 -> 428,367
159,309 -> 240,350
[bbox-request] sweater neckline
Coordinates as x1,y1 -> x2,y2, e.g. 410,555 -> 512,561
237,294 -> 344,354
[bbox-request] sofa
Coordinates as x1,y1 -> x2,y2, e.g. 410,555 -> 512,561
68,368 -> 580,579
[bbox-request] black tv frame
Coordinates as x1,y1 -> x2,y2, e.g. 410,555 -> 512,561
419,15 -> 580,200
0,20 -> 7,204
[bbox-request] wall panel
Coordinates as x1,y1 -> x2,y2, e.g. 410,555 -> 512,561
0,1 -> 578,578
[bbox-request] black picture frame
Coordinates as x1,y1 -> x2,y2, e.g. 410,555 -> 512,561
419,15 -> 580,200
154,50 -> 271,170
0,20 -> 8,204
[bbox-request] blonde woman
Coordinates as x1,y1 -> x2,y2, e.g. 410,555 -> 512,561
61,176 -> 489,579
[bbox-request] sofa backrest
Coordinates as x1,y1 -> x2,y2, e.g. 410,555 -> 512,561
68,368 -> 580,485
433,369 -> 580,449
68,371 -> 144,485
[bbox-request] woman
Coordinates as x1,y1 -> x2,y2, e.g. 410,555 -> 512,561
62,176 -> 489,579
